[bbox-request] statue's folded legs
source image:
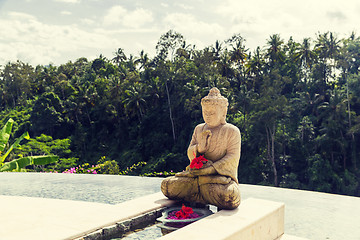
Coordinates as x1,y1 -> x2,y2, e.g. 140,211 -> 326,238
161,175 -> 241,210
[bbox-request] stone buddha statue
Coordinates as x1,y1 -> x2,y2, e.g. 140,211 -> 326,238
161,87 -> 241,209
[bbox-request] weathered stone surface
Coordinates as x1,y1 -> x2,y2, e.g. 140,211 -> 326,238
102,225 -> 120,237
83,229 -> 102,240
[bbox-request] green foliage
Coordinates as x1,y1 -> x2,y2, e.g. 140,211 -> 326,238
98,160 -> 120,174
14,134 -> 78,172
0,155 -> 58,172
96,156 -> 120,174
141,153 -> 186,174
306,154 -> 336,193
141,170 -> 175,177
0,118 -> 58,172
119,161 -> 147,175
339,170 -> 359,195
30,92 -> 64,137
280,173 -> 302,189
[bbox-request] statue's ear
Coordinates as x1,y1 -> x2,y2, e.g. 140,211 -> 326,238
221,108 -> 227,124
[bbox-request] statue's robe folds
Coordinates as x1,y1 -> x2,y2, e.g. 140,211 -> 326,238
161,123 -> 241,209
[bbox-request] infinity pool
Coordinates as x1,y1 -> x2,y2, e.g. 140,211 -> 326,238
0,172 -> 163,204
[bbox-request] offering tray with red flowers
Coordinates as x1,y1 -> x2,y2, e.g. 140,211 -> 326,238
157,205 -> 213,233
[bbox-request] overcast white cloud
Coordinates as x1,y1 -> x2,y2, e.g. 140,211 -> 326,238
216,0 -> 360,49
0,11 -> 117,65
174,3 -> 193,10
163,12 -> 224,49
54,0 -> 81,3
0,0 -> 359,66
103,5 -> 127,26
103,5 -> 153,28
60,11 -> 72,15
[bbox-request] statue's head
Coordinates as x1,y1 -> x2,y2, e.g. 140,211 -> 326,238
201,87 -> 228,128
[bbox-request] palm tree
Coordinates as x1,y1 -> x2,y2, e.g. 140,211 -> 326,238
112,48 -> 127,66
245,47 -> 265,89
134,50 -> 150,70
126,54 -> 136,72
217,51 -> 234,80
315,32 -> 341,82
212,40 -> 223,61
123,83 -> 148,123
294,38 -> 317,83
317,88 -> 348,168
266,34 -> 285,67
229,40 -> 248,65
175,40 -> 194,59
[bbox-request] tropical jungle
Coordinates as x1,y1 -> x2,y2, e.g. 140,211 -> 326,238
1,30 -> 360,197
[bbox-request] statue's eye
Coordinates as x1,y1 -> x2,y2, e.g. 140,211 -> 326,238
205,111 -> 214,116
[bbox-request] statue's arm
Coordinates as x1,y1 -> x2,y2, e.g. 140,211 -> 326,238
187,130 -> 198,161
211,126 -> 241,182
187,124 -> 212,161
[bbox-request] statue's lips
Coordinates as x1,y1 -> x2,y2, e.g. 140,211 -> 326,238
203,116 -> 213,121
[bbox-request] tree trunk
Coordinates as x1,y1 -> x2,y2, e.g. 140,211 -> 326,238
266,124 -> 278,186
266,127 -> 271,163
340,130 -> 346,170
346,80 -> 357,170
271,123 -> 278,186
165,80 -> 176,142
85,107 -> 92,125
352,133 -> 357,170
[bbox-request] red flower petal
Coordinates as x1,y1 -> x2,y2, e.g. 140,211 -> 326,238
182,205 -> 194,214
175,210 -> 185,219
190,155 -> 208,169
174,205 -> 194,219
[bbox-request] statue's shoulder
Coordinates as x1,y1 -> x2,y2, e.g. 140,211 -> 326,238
223,123 -> 241,136
194,123 -> 206,131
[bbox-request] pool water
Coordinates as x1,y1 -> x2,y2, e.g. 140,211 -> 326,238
116,223 -> 163,240
0,172 -> 163,204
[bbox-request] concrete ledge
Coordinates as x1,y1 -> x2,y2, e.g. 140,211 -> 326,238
157,198 -> 285,240
0,192 -> 176,240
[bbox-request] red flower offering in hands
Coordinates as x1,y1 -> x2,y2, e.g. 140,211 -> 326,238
190,155 -> 208,169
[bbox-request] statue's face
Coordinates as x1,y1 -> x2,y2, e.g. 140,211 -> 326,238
202,104 -> 222,128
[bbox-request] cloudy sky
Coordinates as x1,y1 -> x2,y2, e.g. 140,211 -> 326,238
0,0 -> 359,66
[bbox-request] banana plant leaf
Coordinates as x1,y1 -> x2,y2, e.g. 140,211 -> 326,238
0,118 -> 14,152
0,132 -> 30,164
0,155 -> 58,172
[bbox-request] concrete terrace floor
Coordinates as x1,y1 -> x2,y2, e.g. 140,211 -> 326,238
1,172 -> 360,240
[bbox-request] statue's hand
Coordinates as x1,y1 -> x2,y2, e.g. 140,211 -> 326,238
189,164 -> 216,176
202,160 -> 213,168
175,170 -> 196,178
197,130 -> 212,153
